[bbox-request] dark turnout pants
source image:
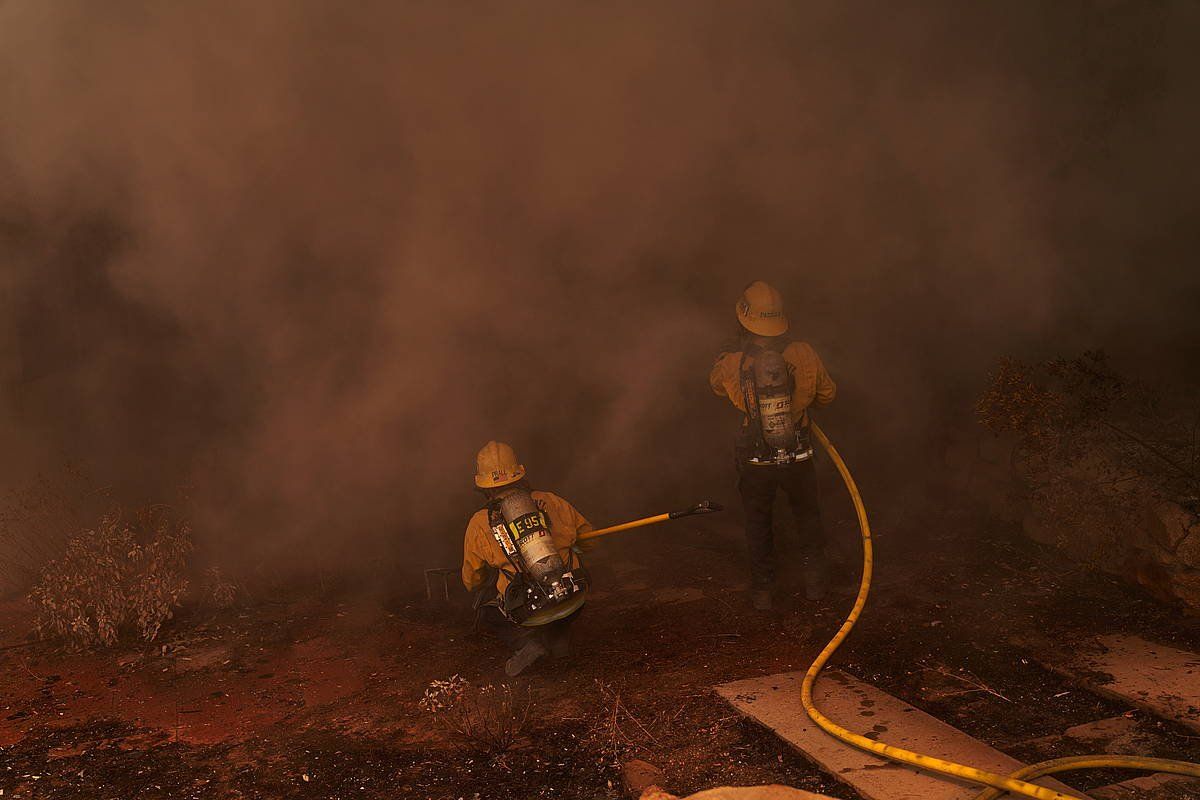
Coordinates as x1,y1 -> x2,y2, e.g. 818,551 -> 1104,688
476,603 -> 578,654
737,458 -> 825,588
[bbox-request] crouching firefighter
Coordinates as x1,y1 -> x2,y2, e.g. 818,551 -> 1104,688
462,441 -> 592,677
709,281 -> 837,611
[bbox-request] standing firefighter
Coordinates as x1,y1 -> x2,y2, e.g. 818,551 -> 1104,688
462,441 -> 591,676
710,281 -> 837,611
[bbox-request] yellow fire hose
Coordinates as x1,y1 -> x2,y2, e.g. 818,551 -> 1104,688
807,421 -> 1200,799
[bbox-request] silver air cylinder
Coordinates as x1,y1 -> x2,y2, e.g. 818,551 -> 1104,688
499,489 -> 566,584
754,348 -> 797,454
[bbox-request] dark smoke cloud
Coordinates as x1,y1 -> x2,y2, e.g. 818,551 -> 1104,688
2,1 -> 1198,581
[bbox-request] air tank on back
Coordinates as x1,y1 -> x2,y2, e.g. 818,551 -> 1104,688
498,488 -> 566,584
753,348 -> 798,455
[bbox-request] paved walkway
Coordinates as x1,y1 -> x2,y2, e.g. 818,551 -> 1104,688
1041,634 -> 1200,734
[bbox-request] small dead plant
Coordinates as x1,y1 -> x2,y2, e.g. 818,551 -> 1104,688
919,665 -> 1012,703
587,679 -> 662,765
419,675 -> 531,753
201,566 -> 239,609
28,504 -> 194,649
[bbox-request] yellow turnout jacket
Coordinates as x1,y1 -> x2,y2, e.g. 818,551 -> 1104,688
461,490 -> 592,595
709,340 -> 836,426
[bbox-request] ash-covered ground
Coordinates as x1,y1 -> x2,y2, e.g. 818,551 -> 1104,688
3,485 -> 1199,800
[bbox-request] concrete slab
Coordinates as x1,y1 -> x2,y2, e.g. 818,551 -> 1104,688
643,788 -> 836,800
1061,715 -> 1156,756
1063,716 -> 1139,743
622,759 -> 665,797
716,669 -> 1088,800
642,787 -> 836,800
1045,635 -> 1200,734
1090,772 -> 1200,799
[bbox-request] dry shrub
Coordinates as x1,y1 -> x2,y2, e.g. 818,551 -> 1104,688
586,679 -> 663,765
201,566 -> 239,609
975,357 -> 1069,455
29,505 -> 194,648
978,352 -> 1200,567
979,351 -> 1198,498
419,675 -> 531,753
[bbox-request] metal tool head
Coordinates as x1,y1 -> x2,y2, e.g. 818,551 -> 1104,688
670,500 -> 725,519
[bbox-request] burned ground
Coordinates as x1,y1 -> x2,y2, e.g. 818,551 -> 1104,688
3,483 -> 1200,800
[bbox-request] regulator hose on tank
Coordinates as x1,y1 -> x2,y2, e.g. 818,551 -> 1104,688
803,422 -> 1200,800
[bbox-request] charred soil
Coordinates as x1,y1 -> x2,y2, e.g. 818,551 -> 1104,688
2,495 -> 1200,799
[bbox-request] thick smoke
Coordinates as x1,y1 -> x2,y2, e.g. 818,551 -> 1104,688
1,1 -> 1198,582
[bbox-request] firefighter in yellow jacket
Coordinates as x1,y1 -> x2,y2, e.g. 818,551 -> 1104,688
463,441 -> 592,676
710,281 -> 836,611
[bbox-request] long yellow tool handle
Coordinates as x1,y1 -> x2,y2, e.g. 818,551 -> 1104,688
578,501 -> 723,542
578,513 -> 670,541
808,421 -> 1200,800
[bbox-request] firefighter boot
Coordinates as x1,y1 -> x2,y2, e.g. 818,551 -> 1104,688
752,587 -> 773,611
803,556 -> 829,602
505,639 -> 547,677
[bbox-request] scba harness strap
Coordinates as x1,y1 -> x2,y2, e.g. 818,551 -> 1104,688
487,505 -> 526,586
738,350 -> 766,443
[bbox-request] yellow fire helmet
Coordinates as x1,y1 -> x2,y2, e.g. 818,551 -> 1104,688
474,440 -> 527,489
736,280 -> 789,337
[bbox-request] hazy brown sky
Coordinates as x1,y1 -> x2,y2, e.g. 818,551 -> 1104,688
2,1 -> 1197,579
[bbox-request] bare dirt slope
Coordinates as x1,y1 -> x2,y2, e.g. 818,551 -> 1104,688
3,500 -> 1200,799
